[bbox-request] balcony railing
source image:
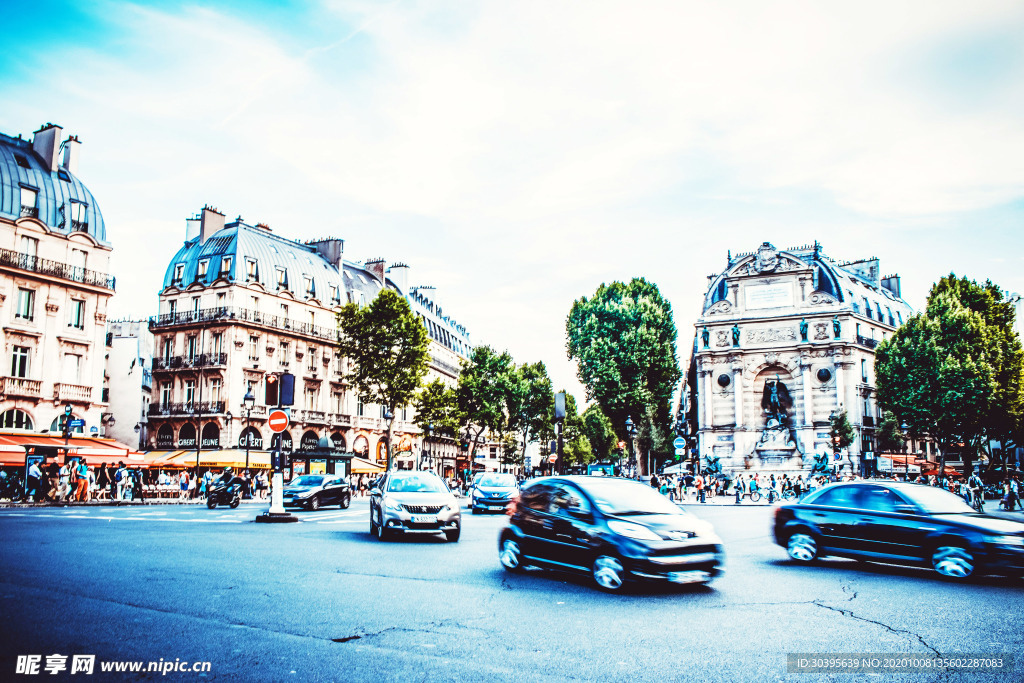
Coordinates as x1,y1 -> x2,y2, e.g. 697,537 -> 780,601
0,248 -> 116,290
152,353 -> 229,371
863,415 -> 875,427
331,414 -> 352,428
430,355 -> 461,377
149,306 -> 339,343
855,335 -> 879,349
53,383 -> 92,403
20,205 -> 38,218
303,410 -> 327,424
0,376 -> 42,399
148,401 -> 226,416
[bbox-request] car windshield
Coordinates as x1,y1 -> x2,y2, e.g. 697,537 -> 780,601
476,474 -> 516,488
579,478 -> 681,515
289,476 -> 323,487
899,485 -> 976,514
387,473 -> 447,493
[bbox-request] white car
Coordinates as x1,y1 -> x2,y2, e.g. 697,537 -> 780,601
370,471 -> 462,542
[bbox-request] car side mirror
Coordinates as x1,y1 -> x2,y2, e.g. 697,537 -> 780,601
369,487 -> 381,496
894,503 -> 917,514
567,507 -> 592,521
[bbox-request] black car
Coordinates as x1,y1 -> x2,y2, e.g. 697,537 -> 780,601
469,472 -> 518,514
281,474 -> 351,510
774,481 -> 1024,579
498,476 -> 723,592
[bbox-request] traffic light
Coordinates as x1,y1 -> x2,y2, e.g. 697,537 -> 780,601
279,373 -> 295,406
265,375 -> 278,406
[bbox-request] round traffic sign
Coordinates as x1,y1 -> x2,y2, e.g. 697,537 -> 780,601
268,409 -> 289,433
673,437 -> 686,449
548,454 -> 557,463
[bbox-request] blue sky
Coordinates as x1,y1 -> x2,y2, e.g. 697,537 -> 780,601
3,0 -> 1023,407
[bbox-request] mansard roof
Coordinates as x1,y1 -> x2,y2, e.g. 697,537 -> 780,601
0,132 -> 108,245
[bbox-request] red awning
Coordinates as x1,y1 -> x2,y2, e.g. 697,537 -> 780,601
0,432 -> 144,467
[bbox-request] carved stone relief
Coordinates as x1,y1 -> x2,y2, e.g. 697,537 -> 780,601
813,323 -> 829,340
809,293 -> 836,305
715,330 -> 730,348
706,300 -> 733,315
745,327 -> 797,344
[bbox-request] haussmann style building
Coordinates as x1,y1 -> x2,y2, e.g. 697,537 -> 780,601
687,241 -> 914,478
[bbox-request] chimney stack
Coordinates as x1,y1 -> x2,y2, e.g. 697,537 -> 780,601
62,135 -> 81,174
364,258 -> 386,284
387,263 -> 410,294
308,238 -> 345,271
199,205 -> 225,245
32,123 -> 63,172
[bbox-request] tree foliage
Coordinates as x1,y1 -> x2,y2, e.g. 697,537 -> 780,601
456,346 -> 516,459
337,289 -> 430,470
876,273 -> 1024,474
581,404 -> 616,462
829,409 -> 855,452
412,379 -> 462,439
566,278 -> 681,475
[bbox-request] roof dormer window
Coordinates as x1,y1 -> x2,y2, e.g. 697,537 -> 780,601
14,154 -> 30,169
69,200 -> 88,232
245,258 -> 258,282
330,285 -> 339,303
303,275 -> 315,298
173,263 -> 185,285
276,267 -> 288,290
197,259 -> 209,278
19,186 -> 38,218
220,256 -> 232,277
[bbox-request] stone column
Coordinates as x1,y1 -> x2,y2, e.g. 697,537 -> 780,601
732,363 -> 744,429
702,369 -> 715,428
833,359 -> 845,412
800,354 -> 813,427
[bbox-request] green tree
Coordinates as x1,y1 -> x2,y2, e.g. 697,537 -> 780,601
829,409 -> 855,457
581,404 -> 616,462
337,289 -> 430,471
875,274 -> 1016,476
457,346 -> 516,462
503,361 -> 554,468
876,411 -> 906,454
412,379 -> 462,467
566,278 -> 681,476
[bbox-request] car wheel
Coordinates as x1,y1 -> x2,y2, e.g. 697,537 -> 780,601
206,497 -> 217,509
309,495 -> 321,511
500,538 -> 526,572
932,545 -> 975,579
229,495 -> 240,509
472,507 -> 479,515
787,532 -> 818,563
340,493 -> 351,509
592,554 -> 626,592
445,523 -> 461,542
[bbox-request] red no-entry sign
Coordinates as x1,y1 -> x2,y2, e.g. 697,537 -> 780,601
268,409 -> 289,433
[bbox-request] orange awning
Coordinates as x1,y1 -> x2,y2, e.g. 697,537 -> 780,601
0,431 -> 144,466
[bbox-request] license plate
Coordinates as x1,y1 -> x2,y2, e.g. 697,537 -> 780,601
489,505 -> 505,511
667,570 -> 710,584
411,514 -> 436,524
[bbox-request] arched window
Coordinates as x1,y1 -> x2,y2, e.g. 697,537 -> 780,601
178,423 -> 197,448
300,430 -> 319,452
352,435 -> 369,456
1,409 -> 33,430
201,422 -> 221,449
239,426 -> 263,450
376,438 -> 388,461
330,432 -> 346,451
156,424 -> 175,449
49,413 -> 84,434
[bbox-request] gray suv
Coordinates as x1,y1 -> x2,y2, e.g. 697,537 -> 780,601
370,471 -> 461,542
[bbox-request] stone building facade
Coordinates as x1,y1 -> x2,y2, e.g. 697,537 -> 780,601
689,242 -> 914,476
0,123 -> 115,437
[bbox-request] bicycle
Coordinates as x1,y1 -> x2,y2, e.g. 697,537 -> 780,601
970,488 -> 984,513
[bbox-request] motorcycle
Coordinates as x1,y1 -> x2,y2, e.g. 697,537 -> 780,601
207,479 -> 243,509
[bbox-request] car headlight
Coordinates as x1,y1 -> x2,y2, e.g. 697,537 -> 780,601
471,490 -> 483,499
384,499 -> 403,512
607,520 -> 662,541
986,534 -> 1024,546
445,503 -> 457,511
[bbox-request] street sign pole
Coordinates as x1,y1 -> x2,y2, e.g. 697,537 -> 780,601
256,407 -> 298,523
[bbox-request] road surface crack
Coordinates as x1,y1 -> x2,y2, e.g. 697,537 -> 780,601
812,600 -> 939,655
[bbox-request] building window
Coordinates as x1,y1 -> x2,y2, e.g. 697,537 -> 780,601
220,256 -> 232,277
280,303 -> 289,319
276,267 -> 288,290
167,299 -> 177,317
303,275 -> 314,297
332,392 -> 342,414
0,408 -> 33,430
63,353 -> 82,383
245,258 -> 258,282
357,400 -> 364,417
210,378 -> 222,404
308,348 -> 317,372
15,288 -> 35,321
19,235 -> 38,259
216,292 -> 226,308
197,259 -> 209,278
173,263 -> 185,285
212,333 -> 223,355
249,336 -> 260,361
69,299 -> 85,329
160,383 -> 171,407
280,341 -> 290,367
862,359 -> 869,382
11,346 -> 30,378
330,285 -> 339,303
187,336 -> 197,361
69,200 -> 88,230
161,338 -> 173,362
305,387 -> 317,410
184,379 -> 196,407
20,186 -> 39,217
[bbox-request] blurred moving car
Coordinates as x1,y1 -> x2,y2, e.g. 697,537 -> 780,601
469,472 -> 519,514
498,476 -> 723,592
773,481 -> 1024,579
370,471 -> 461,542
281,474 -> 351,510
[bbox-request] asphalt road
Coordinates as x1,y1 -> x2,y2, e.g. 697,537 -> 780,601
0,499 -> 1021,682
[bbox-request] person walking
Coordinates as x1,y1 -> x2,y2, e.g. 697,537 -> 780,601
27,460 -> 44,502
75,458 -> 89,501
1013,476 -> 1023,511
696,472 -> 706,504
96,463 -> 109,501
178,470 -> 189,501
734,474 -> 744,504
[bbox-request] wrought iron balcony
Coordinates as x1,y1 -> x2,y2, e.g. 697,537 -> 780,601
855,335 -> 879,349
149,306 -> 339,343
20,205 -> 38,218
148,401 -> 226,416
0,376 -> 42,399
152,353 -> 229,371
0,248 -> 115,290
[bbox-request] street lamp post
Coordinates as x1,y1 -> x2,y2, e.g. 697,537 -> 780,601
62,404 -> 72,448
383,408 -> 394,470
242,389 -> 255,472
625,416 -> 638,480
421,423 -> 432,471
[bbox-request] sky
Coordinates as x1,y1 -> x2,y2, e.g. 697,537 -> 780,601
3,0 -> 1024,411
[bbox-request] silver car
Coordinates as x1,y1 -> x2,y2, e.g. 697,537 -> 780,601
370,471 -> 462,542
